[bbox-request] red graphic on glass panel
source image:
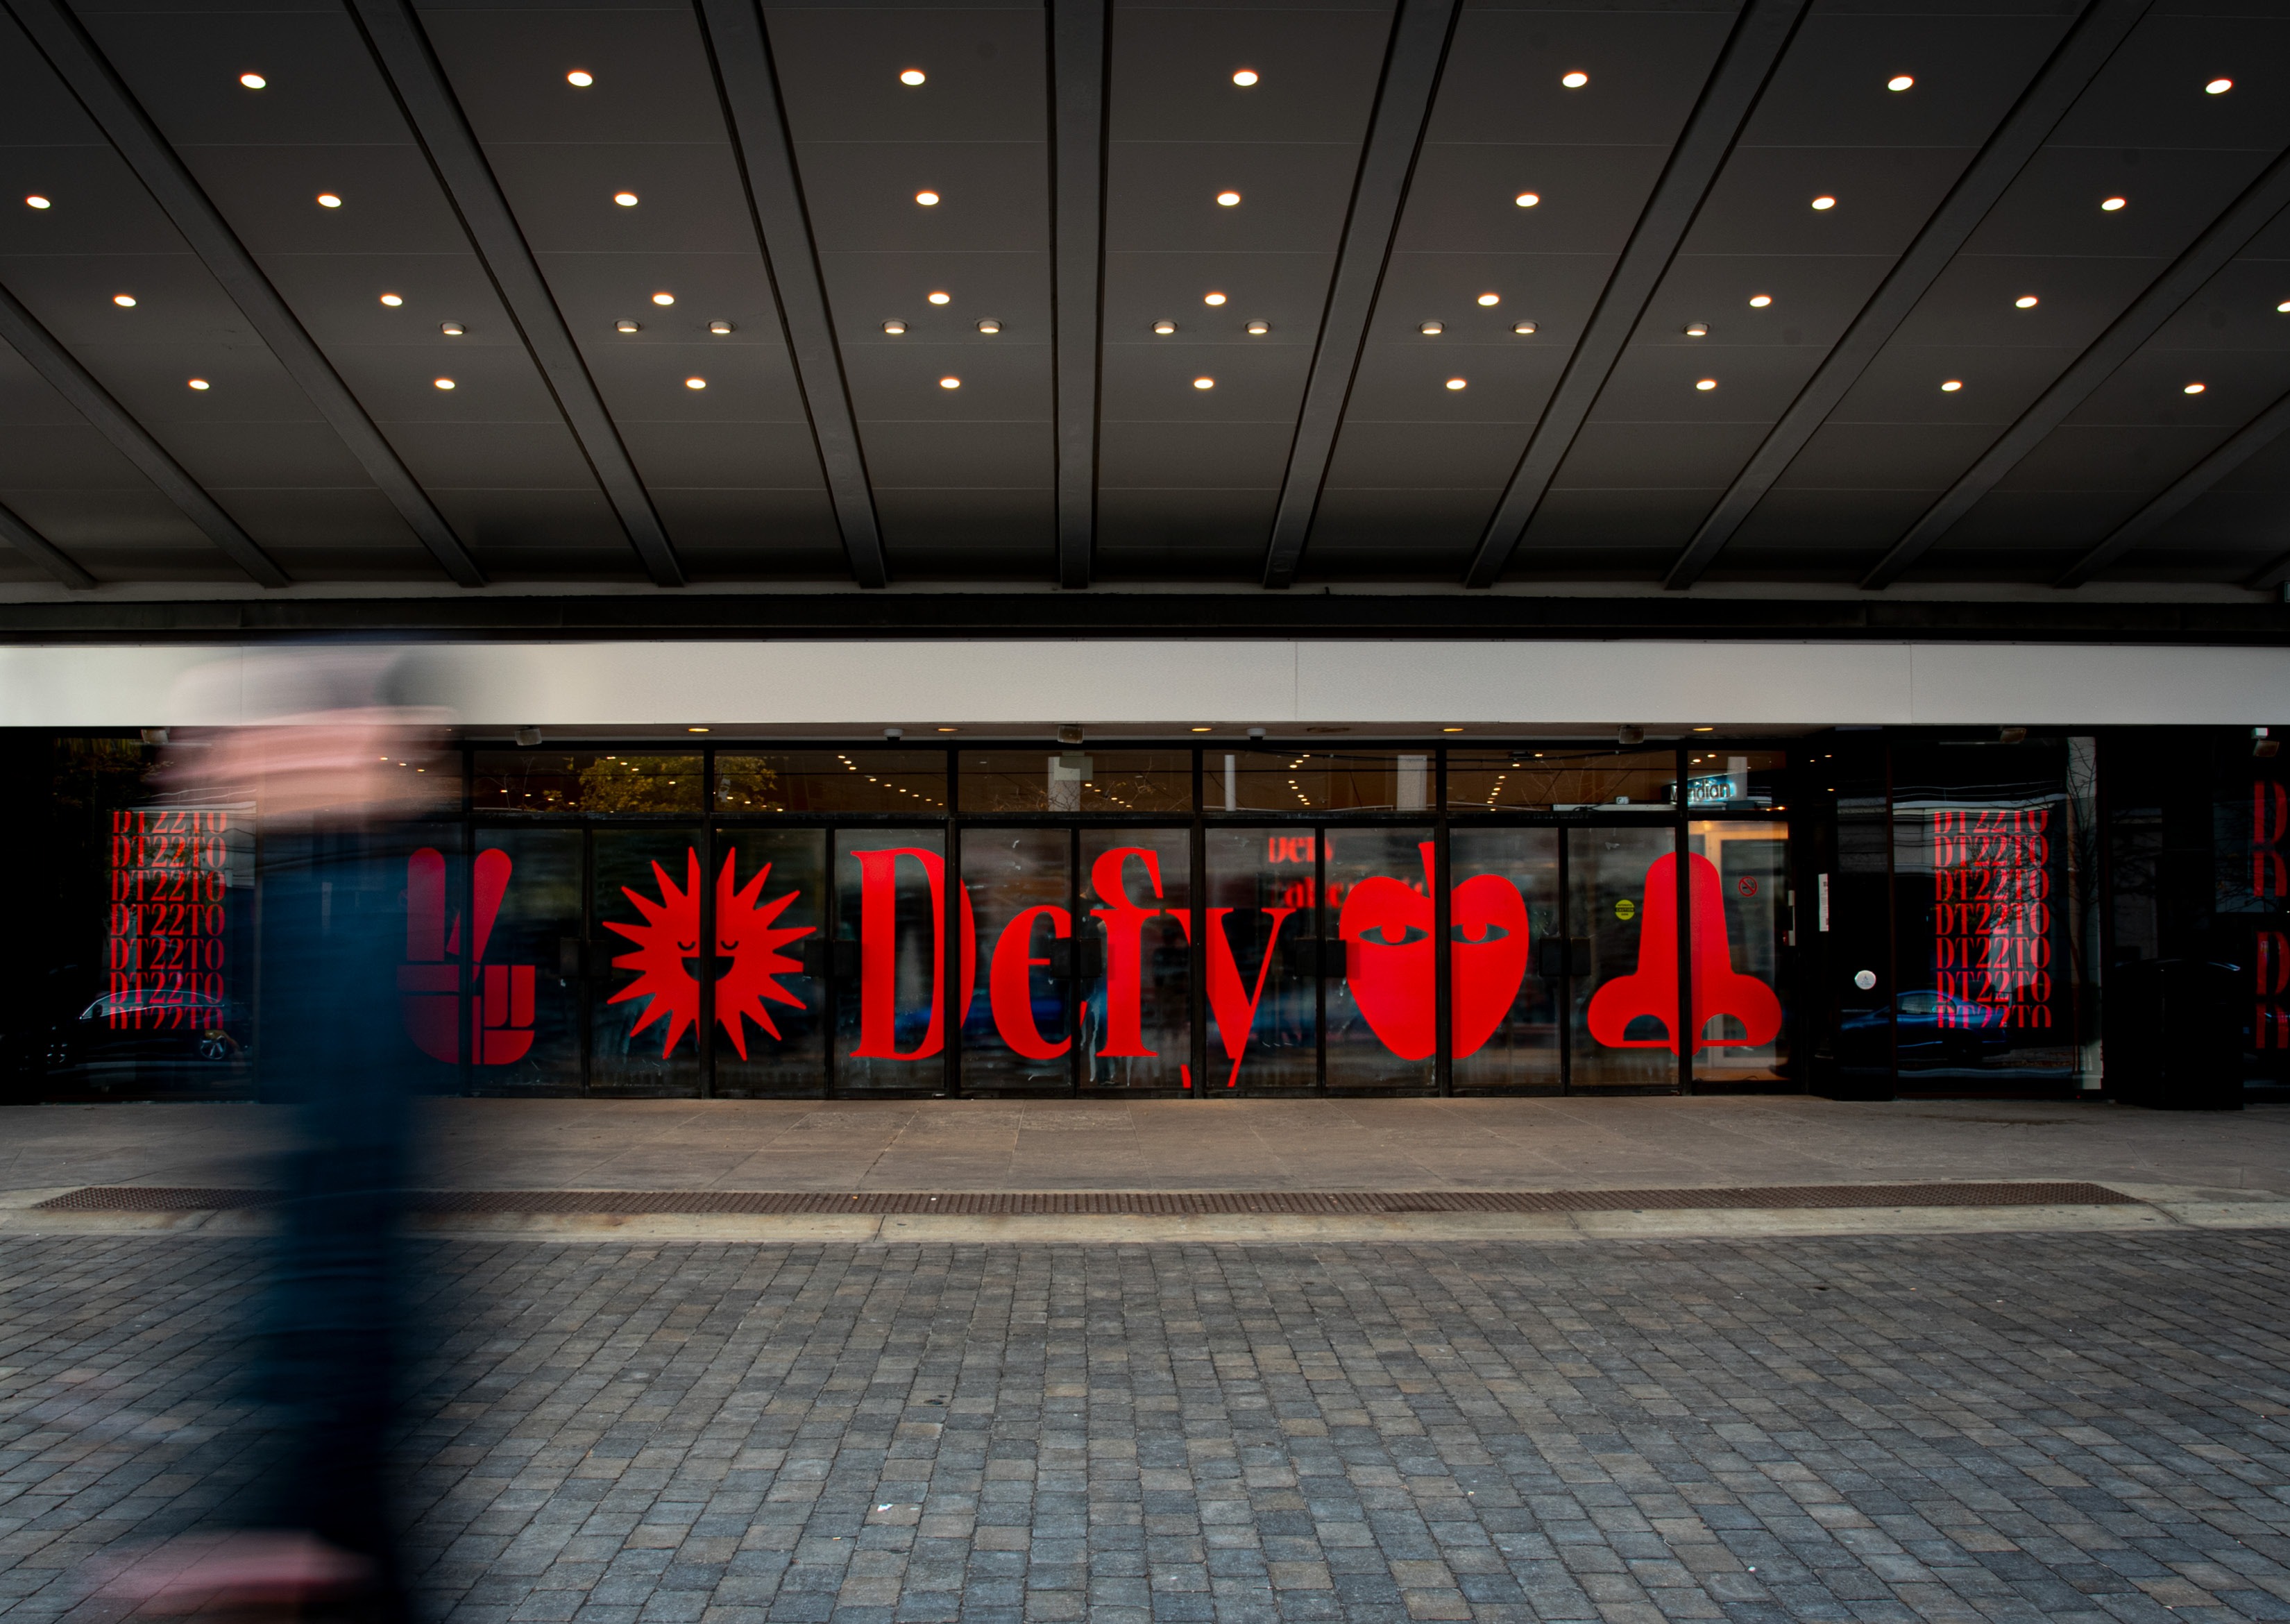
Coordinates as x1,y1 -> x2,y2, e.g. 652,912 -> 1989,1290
401,847 -> 535,1064
1091,847 -> 1173,1062
990,905 -> 1071,1060
849,847 -> 976,1061
2259,929 -> 2290,1050
1586,852 -> 1780,1054
108,810 -> 231,1031
2255,783 -> 2288,901
1203,906 -> 1295,1088
1338,843 -> 1529,1062
1931,809 -> 2054,1029
604,849 -> 814,1058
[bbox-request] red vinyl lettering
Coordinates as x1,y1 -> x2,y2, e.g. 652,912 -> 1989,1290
990,905 -> 1071,1060
850,847 -> 976,1061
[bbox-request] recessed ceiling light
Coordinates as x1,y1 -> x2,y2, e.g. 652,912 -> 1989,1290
1246,319 -> 1269,335
1216,190 -> 1241,207
1695,378 -> 1717,391
380,292 -> 402,307
976,318 -> 1000,334
915,190 -> 940,206
2015,294 -> 2039,308
434,378 -> 455,390
617,319 -> 640,333
882,319 -> 906,334
316,193 -> 342,208
24,195 -> 50,210
1511,320 -> 1536,335
239,72 -> 266,90
1561,71 -> 1588,88
187,378 -> 210,391
440,321 -> 464,336
939,376 -> 960,389
927,291 -> 950,305
1232,69 -> 1258,87
1419,320 -> 1443,335
687,727 -> 710,734
1444,378 -> 1466,391
1193,377 -> 1214,389
1514,192 -> 1540,208
2206,77 -> 2232,95
566,70 -> 593,87
1477,292 -> 1500,307
709,320 -> 733,335
112,294 -> 135,307
1748,293 -> 1772,307
1441,726 -> 1465,733
2184,382 -> 2205,394
1940,380 -> 1962,392
2101,196 -> 2126,211
1151,319 -> 1176,335
1191,725 -> 1212,732
1886,74 -> 1914,92
1810,195 -> 1835,210
900,68 -> 926,86
2278,301 -> 2290,314
1692,726 -> 1715,732
613,192 -> 638,207
685,377 -> 706,389
1203,291 -> 1226,306
1683,321 -> 1708,337
652,291 -> 675,305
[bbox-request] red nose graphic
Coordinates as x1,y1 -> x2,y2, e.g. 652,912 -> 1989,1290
1586,852 -> 1780,1054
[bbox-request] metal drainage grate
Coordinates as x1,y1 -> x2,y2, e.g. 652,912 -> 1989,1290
35,1181 -> 2137,1216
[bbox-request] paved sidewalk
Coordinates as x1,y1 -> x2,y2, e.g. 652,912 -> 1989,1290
6,1097 -> 2290,1199
8,1230 -> 2290,1624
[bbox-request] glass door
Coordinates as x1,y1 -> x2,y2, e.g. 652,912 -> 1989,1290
833,829 -> 955,1094
591,829 -> 706,1097
711,828 -> 829,1098
1079,829 -> 1191,1091
1569,824 -> 1683,1092
1202,829 -> 1318,1091
1324,826 -> 1438,1093
1449,827 -> 1561,1094
459,828 -> 583,1094
1689,820 -> 1790,1087
961,828 -> 1076,1094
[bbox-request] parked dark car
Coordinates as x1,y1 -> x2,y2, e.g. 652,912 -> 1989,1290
1838,990 -> 2013,1069
46,992 -> 249,1074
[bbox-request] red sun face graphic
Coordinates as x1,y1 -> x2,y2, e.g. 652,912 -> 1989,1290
605,849 -> 814,1057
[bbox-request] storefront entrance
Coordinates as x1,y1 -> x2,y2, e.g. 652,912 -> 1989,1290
424,743 -> 1797,1099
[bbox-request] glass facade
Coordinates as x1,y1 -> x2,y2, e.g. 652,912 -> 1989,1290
9,729 -> 2281,1103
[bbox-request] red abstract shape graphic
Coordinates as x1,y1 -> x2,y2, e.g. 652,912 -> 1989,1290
990,904 -> 1071,1060
850,847 -> 977,1060
1338,843 -> 1529,1061
400,846 -> 534,1064
604,849 -> 814,1058
1586,852 -> 1780,1054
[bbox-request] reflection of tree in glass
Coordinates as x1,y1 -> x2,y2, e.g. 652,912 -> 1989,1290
713,759 -> 783,811
576,754 -> 702,812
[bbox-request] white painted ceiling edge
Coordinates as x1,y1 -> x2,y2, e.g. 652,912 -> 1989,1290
0,640 -> 2279,728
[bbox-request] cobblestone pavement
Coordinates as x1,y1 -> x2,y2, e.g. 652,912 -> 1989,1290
7,1234 -> 2290,1623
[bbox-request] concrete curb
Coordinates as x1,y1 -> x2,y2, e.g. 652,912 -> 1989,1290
8,1183 -> 2290,1243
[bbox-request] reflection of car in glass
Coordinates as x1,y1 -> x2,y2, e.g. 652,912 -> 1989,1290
47,993 -> 248,1072
1839,990 -> 2012,1068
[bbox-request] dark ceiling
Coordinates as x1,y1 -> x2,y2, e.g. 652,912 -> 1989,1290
0,0 -> 2286,602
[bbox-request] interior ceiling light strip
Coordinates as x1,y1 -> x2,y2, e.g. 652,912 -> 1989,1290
1463,0 -> 1807,591
6,0 -> 482,587
2058,383 -> 2290,588
347,0 -> 684,587
0,279 -> 282,587
1051,0 -> 1108,589
1261,0 -> 1461,590
695,0 -> 888,589
1661,0 -> 2151,592
1865,139 -> 2290,590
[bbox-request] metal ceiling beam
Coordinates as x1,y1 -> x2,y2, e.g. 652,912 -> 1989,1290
697,0 -> 888,590
1051,0 -> 1107,590
1260,0 -> 1458,590
1664,0 -> 2148,591
0,500 -> 96,591
1462,0 -> 1806,590
1862,145 -> 2290,589
6,0 -> 483,589
348,0 -> 684,588
2049,386 -> 2290,586
0,281 -> 286,586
